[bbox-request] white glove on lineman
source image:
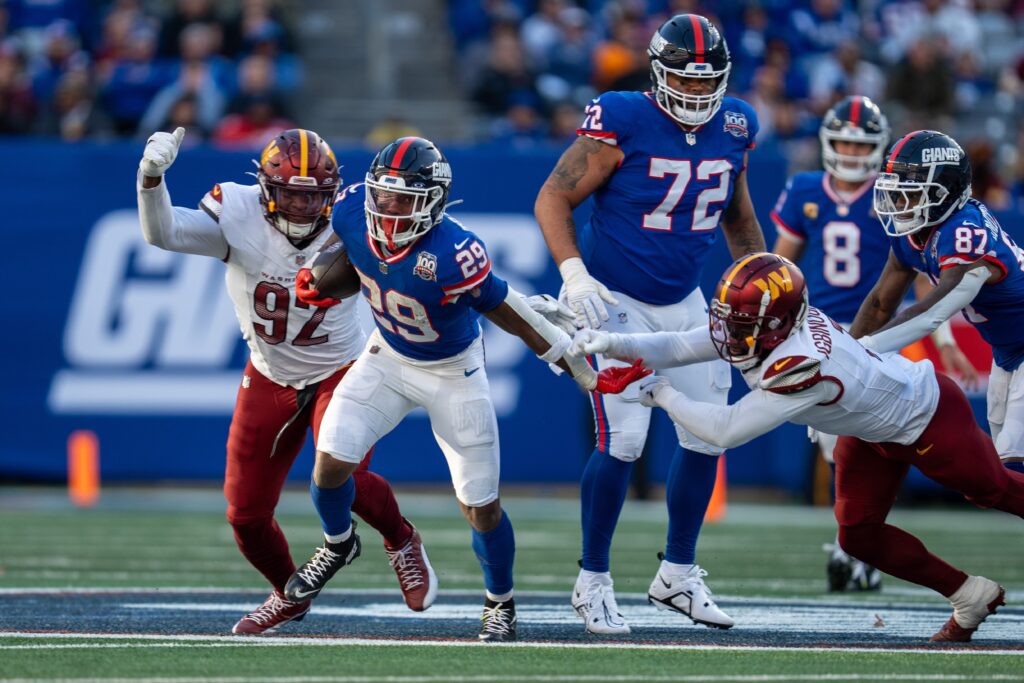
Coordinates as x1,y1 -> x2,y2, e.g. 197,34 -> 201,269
637,375 -> 672,407
559,257 -> 619,330
522,293 -> 578,336
570,328 -> 621,358
140,126 -> 185,177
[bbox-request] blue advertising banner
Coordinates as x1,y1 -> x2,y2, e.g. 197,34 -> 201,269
3,138 -> 1009,494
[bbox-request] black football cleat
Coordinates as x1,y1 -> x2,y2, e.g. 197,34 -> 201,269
479,598 -> 517,642
284,521 -> 362,602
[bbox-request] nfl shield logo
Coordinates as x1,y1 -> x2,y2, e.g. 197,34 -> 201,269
295,254 -> 306,266
414,251 -> 438,281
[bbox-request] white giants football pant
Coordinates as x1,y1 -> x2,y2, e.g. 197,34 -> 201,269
587,287 -> 731,461
318,330 -> 500,507
987,362 -> 1024,464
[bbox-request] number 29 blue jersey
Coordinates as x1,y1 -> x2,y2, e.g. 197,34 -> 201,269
576,91 -> 759,306
330,184 -> 509,361
891,199 -> 1024,371
770,171 -> 888,323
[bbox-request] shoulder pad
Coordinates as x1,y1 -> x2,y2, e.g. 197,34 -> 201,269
761,355 -> 822,395
198,183 -> 223,222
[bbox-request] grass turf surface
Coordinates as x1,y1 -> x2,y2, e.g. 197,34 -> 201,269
1,487 -> 1022,681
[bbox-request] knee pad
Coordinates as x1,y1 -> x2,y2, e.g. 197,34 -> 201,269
606,427 -> 646,462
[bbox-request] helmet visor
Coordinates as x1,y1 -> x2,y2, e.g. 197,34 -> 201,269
652,61 -> 729,127
365,174 -> 443,249
873,172 -> 948,237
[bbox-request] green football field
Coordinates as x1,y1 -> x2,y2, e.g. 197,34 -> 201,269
1,486 -> 1021,682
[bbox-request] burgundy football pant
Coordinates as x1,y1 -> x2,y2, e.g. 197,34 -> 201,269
224,360 -> 411,593
835,373 -> 1024,597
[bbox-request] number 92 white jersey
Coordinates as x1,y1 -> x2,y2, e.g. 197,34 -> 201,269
202,182 -> 365,388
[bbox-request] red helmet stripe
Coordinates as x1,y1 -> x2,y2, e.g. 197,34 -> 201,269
689,15 -> 705,63
298,128 -> 309,177
886,132 -> 915,173
388,137 -> 417,177
849,97 -> 861,126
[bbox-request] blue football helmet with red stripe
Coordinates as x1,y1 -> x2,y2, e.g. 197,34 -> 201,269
365,136 -> 452,250
648,14 -> 730,127
873,130 -> 972,243
820,96 -> 889,183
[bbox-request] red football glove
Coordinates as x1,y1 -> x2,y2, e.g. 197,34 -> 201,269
295,268 -> 341,308
594,359 -> 652,394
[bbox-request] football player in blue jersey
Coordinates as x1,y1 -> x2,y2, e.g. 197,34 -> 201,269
852,130 -> 1024,479
534,14 -> 766,634
770,97 -> 974,593
283,137 -> 647,642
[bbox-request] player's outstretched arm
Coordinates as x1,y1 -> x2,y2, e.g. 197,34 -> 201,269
535,136 -> 623,329
849,249 -> 917,339
912,275 -> 980,389
859,264 -> 994,355
570,328 -> 718,370
720,165 -> 767,259
638,376 -> 830,450
137,127 -> 228,258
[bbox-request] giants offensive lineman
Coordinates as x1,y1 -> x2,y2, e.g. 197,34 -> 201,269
852,130 -> 1024,477
284,137 -> 646,642
770,97 -> 975,592
575,253 -> 1024,642
534,14 -> 765,633
137,127 -> 435,634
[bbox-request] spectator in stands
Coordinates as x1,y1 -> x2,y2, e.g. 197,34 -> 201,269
37,66 -> 110,140
488,89 -> 547,146
521,0 -> 567,69
537,6 -> 595,105
28,19 -> 89,104
975,0 -> 1018,73
157,0 -> 234,58
0,41 -> 36,133
591,11 -> 647,92
952,51 -> 996,114
727,2 -> 770,94
212,92 -> 293,147
471,23 -> 538,115
548,99 -> 581,144
809,39 -> 885,114
100,26 -> 176,135
885,35 -> 955,130
966,139 -> 1011,210
786,0 -> 859,71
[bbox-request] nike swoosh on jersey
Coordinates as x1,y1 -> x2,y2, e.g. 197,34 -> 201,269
916,443 -> 934,455
454,238 -> 470,249
464,367 -> 480,377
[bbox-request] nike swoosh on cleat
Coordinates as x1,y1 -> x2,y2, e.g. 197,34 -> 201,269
291,588 -> 319,600
659,576 -> 672,589
454,238 -> 470,249
464,367 -> 480,377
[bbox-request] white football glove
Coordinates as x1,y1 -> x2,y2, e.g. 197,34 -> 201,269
637,375 -> 672,408
522,293 -> 577,336
140,126 -> 185,177
570,328 -> 617,358
559,257 -> 619,330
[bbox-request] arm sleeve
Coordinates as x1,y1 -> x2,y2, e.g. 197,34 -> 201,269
137,172 -> 229,258
861,265 -> 988,354
610,328 -> 719,369
656,382 -> 834,450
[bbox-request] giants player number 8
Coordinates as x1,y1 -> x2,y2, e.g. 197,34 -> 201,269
822,221 -> 861,287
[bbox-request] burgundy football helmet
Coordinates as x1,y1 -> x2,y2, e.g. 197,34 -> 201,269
710,253 -> 808,368
255,128 -> 340,241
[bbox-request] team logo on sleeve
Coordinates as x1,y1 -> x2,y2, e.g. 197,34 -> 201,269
414,251 -> 438,281
723,111 -> 749,139
803,203 -> 819,220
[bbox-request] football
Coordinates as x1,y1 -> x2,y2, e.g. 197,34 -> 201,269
309,239 -> 361,299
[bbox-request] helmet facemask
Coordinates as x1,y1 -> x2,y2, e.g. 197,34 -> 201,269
709,288 -> 808,371
651,60 -> 729,127
821,131 -> 885,183
873,171 -> 966,239
258,173 -> 337,241
364,173 -> 446,251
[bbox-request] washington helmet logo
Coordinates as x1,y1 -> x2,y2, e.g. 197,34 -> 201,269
723,111 -> 749,139
414,251 -> 438,281
752,266 -> 793,300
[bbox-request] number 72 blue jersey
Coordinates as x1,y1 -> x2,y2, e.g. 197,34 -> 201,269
891,198 -> 1024,371
330,184 -> 509,361
575,91 -> 759,306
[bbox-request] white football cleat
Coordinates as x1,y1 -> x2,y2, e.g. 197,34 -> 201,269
572,569 -> 631,635
931,575 -> 1006,642
648,558 -> 734,629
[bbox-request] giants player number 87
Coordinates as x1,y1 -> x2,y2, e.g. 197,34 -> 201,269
288,137 -> 648,642
137,127 -> 438,635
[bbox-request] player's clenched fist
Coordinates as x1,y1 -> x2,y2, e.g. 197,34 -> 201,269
558,257 -> 619,330
636,374 -> 671,407
295,268 -> 341,308
140,126 -> 185,177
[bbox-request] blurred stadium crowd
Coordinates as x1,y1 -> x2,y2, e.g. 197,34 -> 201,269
2,0 -> 1022,208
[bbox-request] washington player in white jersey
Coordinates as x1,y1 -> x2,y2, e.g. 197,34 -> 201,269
575,253 -> 1024,642
136,127 -> 435,634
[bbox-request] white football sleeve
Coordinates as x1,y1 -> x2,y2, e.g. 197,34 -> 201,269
504,288 -> 597,390
610,327 -> 719,369
860,265 -> 988,354
137,171 -> 229,258
653,382 -> 835,449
